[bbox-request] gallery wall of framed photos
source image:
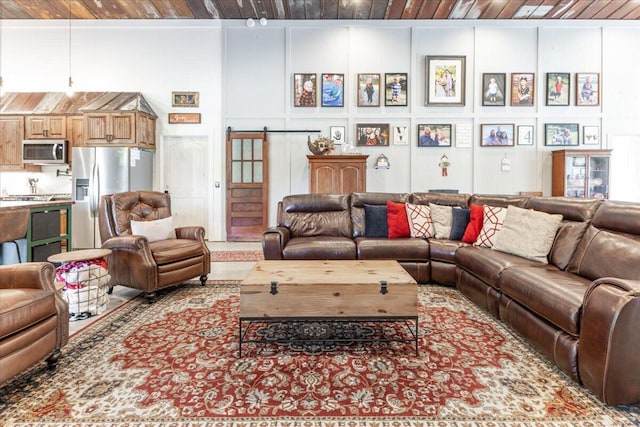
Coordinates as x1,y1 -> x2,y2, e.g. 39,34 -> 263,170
222,21 -> 637,207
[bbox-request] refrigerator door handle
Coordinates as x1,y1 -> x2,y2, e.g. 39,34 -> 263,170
89,161 -> 99,217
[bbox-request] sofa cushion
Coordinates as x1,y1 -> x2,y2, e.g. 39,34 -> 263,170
492,206 -> 563,263
469,194 -> 529,208
150,239 -> 208,265
364,204 -> 388,238
282,236 -> 356,260
462,204 -> 484,243
450,208 -> 471,240
405,203 -> 435,238
430,239 -> 468,263
430,204 -> 453,239
474,205 -> 507,248
549,221 -> 589,270
387,201 -> 410,238
0,289 -> 56,341
281,194 -> 352,238
356,237 -> 429,261
500,265 -> 591,336
456,246 -> 540,289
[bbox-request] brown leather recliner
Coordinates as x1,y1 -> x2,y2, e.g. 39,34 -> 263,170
0,262 -> 69,385
98,191 -> 210,299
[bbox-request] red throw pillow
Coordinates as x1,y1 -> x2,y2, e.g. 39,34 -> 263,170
387,200 -> 411,238
462,204 -> 484,243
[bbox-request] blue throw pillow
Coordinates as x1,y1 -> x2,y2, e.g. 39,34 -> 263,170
450,208 -> 471,240
364,204 -> 388,237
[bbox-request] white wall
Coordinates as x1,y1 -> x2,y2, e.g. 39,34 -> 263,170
1,20 -> 639,239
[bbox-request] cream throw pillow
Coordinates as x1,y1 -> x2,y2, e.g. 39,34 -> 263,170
130,216 -> 176,242
492,206 -> 563,263
429,203 -> 453,239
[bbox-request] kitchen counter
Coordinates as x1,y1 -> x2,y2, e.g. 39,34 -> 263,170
0,200 -> 74,211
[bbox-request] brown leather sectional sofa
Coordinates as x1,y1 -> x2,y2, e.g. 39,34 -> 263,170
262,192 -> 640,405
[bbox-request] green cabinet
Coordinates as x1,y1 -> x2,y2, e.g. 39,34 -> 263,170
26,204 -> 72,262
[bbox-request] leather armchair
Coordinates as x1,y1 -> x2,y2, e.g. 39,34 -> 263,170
98,191 -> 210,299
0,262 -> 69,385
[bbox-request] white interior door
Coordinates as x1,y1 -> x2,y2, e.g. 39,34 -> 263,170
163,136 -> 209,234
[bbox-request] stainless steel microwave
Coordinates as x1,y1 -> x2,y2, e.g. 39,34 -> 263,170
22,140 -> 67,164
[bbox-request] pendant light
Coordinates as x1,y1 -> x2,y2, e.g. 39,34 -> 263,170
66,0 -> 73,97
0,0 -> 4,97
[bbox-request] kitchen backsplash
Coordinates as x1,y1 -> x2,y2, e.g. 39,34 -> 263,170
0,165 -> 73,196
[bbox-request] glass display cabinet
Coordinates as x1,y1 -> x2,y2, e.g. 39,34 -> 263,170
552,149 -> 612,199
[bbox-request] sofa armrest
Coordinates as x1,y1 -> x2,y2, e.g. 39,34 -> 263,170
0,262 -> 56,291
262,226 -> 290,260
579,277 -> 640,405
175,226 -> 206,241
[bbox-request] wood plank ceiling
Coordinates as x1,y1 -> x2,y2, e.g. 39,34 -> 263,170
0,0 -> 639,20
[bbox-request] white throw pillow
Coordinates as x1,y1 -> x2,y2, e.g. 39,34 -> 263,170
130,216 -> 176,242
474,205 -> 507,248
405,203 -> 435,238
492,206 -> 563,263
429,203 -> 453,239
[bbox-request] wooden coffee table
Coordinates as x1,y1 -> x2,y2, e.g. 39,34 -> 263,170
239,260 -> 418,357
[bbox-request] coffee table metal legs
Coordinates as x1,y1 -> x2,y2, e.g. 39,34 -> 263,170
238,317 -> 419,358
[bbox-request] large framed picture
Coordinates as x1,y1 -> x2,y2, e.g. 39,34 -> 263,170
426,56 -> 466,106
171,91 -> 199,107
417,124 -> 452,147
356,123 -> 390,146
511,72 -> 535,106
482,73 -> 506,106
546,72 -> 570,106
545,123 -> 579,146
480,124 -> 514,146
576,73 -> 600,106
293,73 -> 317,107
384,73 -> 408,106
583,125 -> 600,145
357,73 -> 380,107
321,73 -> 344,107
517,125 -> 535,146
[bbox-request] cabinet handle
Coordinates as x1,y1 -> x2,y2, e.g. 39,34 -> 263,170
44,129 -> 48,137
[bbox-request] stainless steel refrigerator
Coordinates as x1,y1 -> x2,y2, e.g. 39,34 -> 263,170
72,147 -> 153,249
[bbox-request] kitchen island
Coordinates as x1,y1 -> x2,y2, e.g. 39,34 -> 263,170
0,200 -> 73,262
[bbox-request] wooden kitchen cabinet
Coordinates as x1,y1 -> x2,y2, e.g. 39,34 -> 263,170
0,116 -> 25,170
25,115 -> 66,139
308,155 -> 368,194
66,115 -> 84,166
84,112 -> 155,148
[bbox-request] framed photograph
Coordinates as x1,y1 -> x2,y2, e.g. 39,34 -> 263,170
576,73 -> 600,106
480,124 -> 515,146
357,73 -> 380,107
517,125 -> 535,146
545,123 -> 579,146
321,73 -> 344,107
355,123 -> 390,146
583,125 -> 600,145
426,56 -> 466,106
171,91 -> 199,107
393,126 -> 409,145
482,73 -> 506,106
385,73 -> 408,106
329,126 -> 345,146
546,72 -> 570,106
293,73 -> 317,107
417,124 -> 452,147
511,73 -> 535,106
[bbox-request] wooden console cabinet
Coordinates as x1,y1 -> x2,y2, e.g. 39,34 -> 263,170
308,155 -> 368,194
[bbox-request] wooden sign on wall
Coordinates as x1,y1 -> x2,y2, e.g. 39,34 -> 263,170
168,113 -> 201,124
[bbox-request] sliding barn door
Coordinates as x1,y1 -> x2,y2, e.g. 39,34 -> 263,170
226,131 -> 269,241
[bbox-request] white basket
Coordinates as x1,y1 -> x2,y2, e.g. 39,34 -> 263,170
59,264 -> 111,316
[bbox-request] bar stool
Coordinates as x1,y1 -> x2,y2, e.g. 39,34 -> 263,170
0,209 -> 29,264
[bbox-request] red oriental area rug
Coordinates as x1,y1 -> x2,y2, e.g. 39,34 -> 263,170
1,283 -> 638,426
